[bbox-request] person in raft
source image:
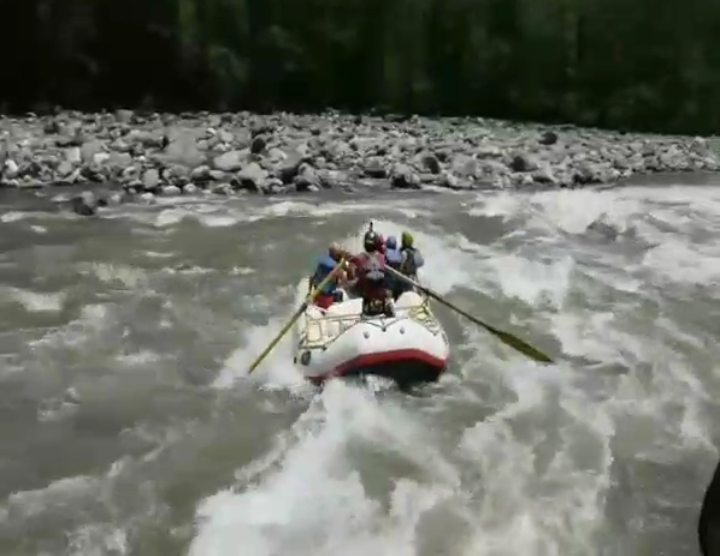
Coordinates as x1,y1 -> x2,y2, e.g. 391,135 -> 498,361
379,231 -> 424,299
383,235 -> 404,300
348,229 -> 395,317
309,244 -> 349,309
399,231 -> 424,280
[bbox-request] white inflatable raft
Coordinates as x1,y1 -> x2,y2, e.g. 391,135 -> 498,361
293,289 -> 450,386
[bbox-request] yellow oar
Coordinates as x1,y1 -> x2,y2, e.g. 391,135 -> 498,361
248,258 -> 347,375
386,266 -> 553,363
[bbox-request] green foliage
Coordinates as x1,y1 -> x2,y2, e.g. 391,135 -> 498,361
0,0 -> 717,134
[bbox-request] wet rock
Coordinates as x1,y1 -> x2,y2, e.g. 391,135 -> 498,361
107,192 -> 125,205
71,191 -> 98,216
213,150 -> 245,172
138,192 -> 156,204
2,159 -> 19,180
439,172 -> 461,189
236,162 -> 268,192
539,130 -> 558,146
390,163 -> 421,189
421,153 -> 441,174
190,164 -> 212,183
65,147 -> 82,164
142,168 -> 160,191
317,168 -> 345,189
450,154 -> 478,177
364,158 -> 386,178
509,153 -> 538,173
250,135 -> 267,154
477,145 -> 503,158
532,165 -> 558,185
294,162 -> 321,192
211,182 -> 233,195
44,119 -> 61,135
56,160 -> 74,178
81,140 -> 103,164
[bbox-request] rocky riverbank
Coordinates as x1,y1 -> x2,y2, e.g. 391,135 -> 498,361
1,110 -> 718,215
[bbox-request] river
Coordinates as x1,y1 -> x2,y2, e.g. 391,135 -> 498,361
1,181 -> 718,555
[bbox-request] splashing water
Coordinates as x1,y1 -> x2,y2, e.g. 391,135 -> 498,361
1,187 -> 718,556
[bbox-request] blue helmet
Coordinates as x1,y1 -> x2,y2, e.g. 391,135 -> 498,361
385,236 -> 397,250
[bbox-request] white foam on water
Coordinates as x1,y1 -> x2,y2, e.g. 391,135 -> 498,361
189,381 -> 461,556
1,453 -> 166,556
66,523 -> 128,556
641,239 -> 720,285
458,373 -> 614,555
0,287 -> 66,312
112,197 -> 434,230
487,253 -> 576,309
481,186 -> 720,459
144,250 -> 175,259
191,187 -> 718,555
192,217 -> 548,555
229,266 -> 255,276
116,349 -> 165,368
0,210 -> 25,223
0,210 -> 39,223
466,185 -> 720,242
2,475 -> 100,522
154,204 -> 240,228
214,309 -> 309,393
83,262 -> 149,289
162,265 -> 215,276
0,210 -> 76,224
29,304 -> 111,350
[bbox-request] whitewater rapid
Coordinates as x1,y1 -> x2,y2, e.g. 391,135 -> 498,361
196,186 -> 719,555
1,183 -> 718,555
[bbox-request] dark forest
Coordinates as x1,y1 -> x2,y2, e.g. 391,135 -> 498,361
1,0 -> 718,134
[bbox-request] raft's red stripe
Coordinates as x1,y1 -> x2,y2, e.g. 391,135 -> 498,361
307,348 -> 447,382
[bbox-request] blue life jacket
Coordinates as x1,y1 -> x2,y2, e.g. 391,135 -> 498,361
385,248 -> 402,269
312,254 -> 339,295
384,248 -> 402,289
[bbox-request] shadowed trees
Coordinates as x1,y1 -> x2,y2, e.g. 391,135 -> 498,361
0,0 -> 718,134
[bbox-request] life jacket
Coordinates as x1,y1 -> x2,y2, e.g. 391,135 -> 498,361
385,248 -> 402,269
400,247 -> 418,277
354,252 -> 386,301
384,248 -> 402,289
362,252 -> 386,285
312,254 -> 339,295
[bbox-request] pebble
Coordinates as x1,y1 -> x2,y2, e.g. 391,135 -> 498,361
0,110 -> 717,216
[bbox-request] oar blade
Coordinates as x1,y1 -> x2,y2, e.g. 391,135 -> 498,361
489,327 -> 553,363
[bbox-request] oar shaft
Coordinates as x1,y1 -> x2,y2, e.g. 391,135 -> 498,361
247,306 -> 302,375
248,257 -> 347,375
386,266 -> 553,364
